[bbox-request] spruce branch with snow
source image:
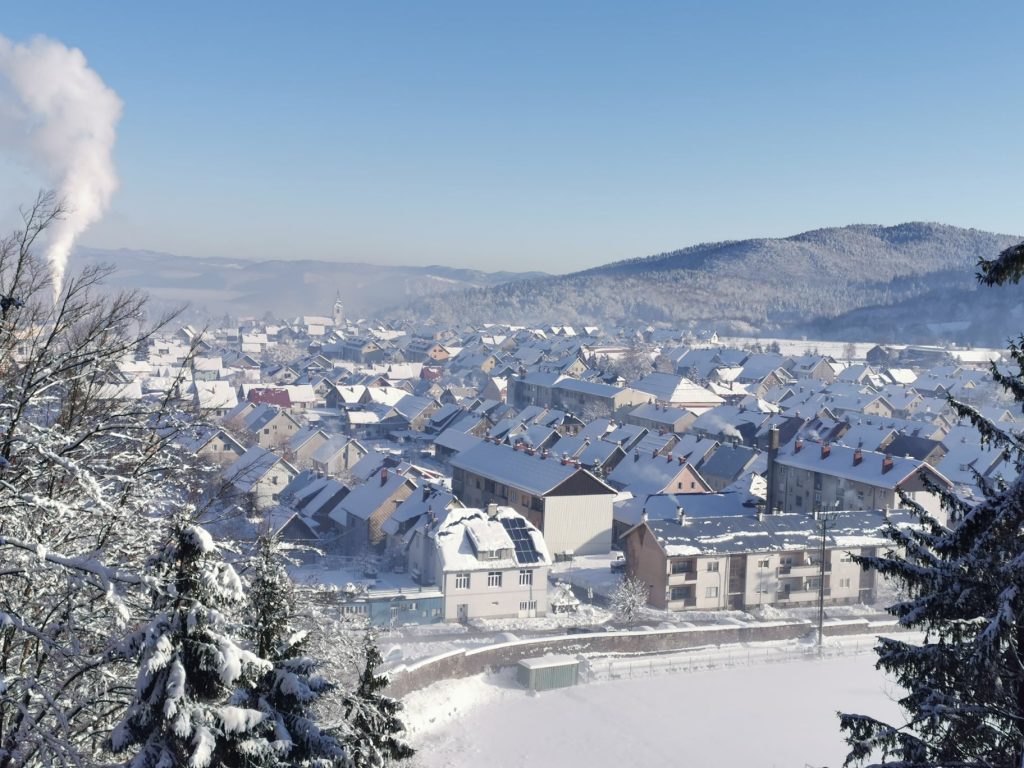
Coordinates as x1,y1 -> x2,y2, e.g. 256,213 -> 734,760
0,194 -> 214,768
243,533 -> 348,766
109,523 -> 274,768
339,632 -> 414,768
839,240 -> 1024,768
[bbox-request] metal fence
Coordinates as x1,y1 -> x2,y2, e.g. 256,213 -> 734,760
581,637 -> 876,682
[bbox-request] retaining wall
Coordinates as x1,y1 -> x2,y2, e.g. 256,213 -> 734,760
387,616 -> 902,697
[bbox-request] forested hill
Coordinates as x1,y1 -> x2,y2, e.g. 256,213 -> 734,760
390,223 -> 1023,343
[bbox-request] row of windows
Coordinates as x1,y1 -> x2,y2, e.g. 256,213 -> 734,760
454,570 -> 534,589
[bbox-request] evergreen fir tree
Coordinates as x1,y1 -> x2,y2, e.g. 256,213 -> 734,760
109,523 -> 274,768
340,633 -> 414,768
839,241 -> 1024,767
246,534 -> 347,766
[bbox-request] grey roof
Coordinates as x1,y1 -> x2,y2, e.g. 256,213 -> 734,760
555,378 -> 624,398
642,508 -> 918,557
775,441 -> 950,490
451,441 -> 615,497
433,428 -> 483,454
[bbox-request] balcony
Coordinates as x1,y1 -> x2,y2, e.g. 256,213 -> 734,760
667,571 -> 697,585
778,588 -> 831,602
786,562 -> 831,577
667,598 -> 698,611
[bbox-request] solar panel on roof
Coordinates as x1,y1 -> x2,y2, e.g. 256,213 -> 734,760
500,517 -> 541,564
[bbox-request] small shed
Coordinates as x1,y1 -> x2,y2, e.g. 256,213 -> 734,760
516,655 -> 580,692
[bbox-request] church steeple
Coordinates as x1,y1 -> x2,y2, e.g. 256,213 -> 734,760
332,292 -> 345,326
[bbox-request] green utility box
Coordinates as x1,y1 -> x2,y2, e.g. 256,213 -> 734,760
516,655 -> 580,692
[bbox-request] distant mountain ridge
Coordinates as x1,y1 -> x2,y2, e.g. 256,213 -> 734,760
391,223 -> 1023,344
67,247 -> 547,322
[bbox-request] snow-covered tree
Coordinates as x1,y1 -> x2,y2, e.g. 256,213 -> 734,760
839,241 -> 1024,767
0,194 -> 212,767
339,633 -> 414,768
110,523 -> 274,768
245,534 -> 347,766
610,574 -> 649,624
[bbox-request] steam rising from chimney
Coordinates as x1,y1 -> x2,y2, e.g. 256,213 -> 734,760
0,35 -> 122,297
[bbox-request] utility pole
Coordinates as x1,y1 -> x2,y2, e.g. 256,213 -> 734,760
816,512 -> 833,657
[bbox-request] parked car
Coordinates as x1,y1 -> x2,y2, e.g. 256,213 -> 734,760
610,555 -> 626,573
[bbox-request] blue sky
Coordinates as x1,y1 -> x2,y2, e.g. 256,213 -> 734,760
1,2 -> 1021,273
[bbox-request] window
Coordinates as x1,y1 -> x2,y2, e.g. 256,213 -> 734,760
705,586 -> 719,598
519,569 -> 533,586
671,560 -> 693,574
670,586 -> 690,601
487,571 -> 502,587
839,578 -> 851,588
519,600 -> 537,611
263,428 -> 270,435
757,559 -> 770,568
706,561 -> 719,572
455,573 -> 470,589
271,476 -> 278,485
795,495 -> 803,507
484,480 -> 496,494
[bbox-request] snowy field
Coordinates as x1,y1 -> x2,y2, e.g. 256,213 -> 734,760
403,647 -> 904,768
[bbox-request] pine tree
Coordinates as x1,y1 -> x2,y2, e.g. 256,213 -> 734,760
839,241 -> 1024,767
246,534 -> 347,766
109,523 -> 274,768
340,633 -> 414,768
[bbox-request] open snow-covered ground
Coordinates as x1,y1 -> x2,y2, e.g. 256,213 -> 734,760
404,646 -> 904,768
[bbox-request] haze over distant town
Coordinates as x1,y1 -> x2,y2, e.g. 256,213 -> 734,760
2,4 -> 1023,768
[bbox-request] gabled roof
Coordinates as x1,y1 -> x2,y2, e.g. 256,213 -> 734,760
435,506 -> 550,572
774,441 -> 951,490
451,441 -> 615,497
634,508 -> 919,557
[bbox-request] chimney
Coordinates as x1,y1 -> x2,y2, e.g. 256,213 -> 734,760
853,448 -> 863,466
882,454 -> 894,474
794,437 -> 803,453
641,508 -> 648,523
422,486 -> 430,501
678,455 -> 685,465
380,468 -> 388,486
676,505 -> 685,525
652,448 -> 658,459
666,453 -> 673,463
486,503 -> 499,519
634,449 -> 640,463
821,442 -> 831,459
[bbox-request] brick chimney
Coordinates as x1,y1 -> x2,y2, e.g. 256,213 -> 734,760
821,442 -> 831,459
678,455 -> 685,465
666,453 -> 673,463
882,454 -> 894,474
853,448 -> 863,466
380,468 -> 388,486
794,437 -> 803,453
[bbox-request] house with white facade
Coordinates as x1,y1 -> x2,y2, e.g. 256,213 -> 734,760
433,505 -> 551,621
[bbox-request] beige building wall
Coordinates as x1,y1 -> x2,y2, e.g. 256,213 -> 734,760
543,494 -> 613,556
441,566 -> 549,621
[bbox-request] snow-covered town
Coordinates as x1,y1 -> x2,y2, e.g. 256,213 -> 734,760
4,6 -> 1024,768
77,304 -> 1006,764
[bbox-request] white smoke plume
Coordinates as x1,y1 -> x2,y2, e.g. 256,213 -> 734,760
0,35 -> 122,297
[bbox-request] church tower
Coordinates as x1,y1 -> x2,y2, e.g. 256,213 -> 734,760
332,292 -> 345,327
